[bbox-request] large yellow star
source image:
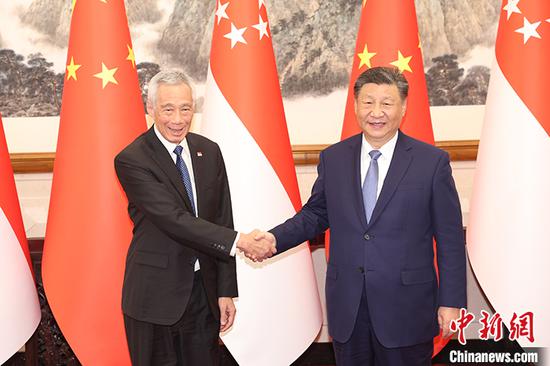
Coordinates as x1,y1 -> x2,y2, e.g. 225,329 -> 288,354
126,45 -> 136,68
66,57 -> 81,81
390,50 -> 412,73
362,0 -> 367,7
357,44 -> 376,69
93,62 -> 118,88
99,0 -> 108,3
71,0 -> 76,14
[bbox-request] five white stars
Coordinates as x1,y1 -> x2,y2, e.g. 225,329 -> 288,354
216,2 -> 271,48
224,23 -> 247,48
503,0 -> 521,20
252,15 -> 269,39
215,0 -> 229,25
515,17 -> 542,44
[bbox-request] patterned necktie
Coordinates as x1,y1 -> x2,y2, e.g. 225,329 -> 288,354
362,150 -> 382,224
173,145 -> 196,215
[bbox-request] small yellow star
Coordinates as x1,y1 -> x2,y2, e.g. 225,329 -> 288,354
390,50 -> 412,73
66,57 -> 81,81
99,0 -> 107,3
357,44 -> 376,69
71,0 -> 77,14
93,62 -> 118,88
418,33 -> 422,50
362,0 -> 367,8
126,45 -> 136,68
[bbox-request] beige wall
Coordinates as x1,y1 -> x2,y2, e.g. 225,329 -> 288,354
3,105 -> 485,152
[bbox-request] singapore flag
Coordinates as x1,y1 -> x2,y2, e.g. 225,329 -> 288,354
200,0 -> 322,365
0,116 -> 40,364
468,0 -> 550,348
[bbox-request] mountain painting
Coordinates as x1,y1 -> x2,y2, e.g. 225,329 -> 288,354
0,0 -> 500,118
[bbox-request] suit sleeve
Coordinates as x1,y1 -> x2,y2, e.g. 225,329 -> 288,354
270,150 -> 330,253
115,152 -> 237,261
213,147 -> 238,298
431,152 -> 467,308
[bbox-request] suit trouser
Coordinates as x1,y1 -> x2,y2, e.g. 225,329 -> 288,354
332,286 -> 433,366
124,271 -> 220,366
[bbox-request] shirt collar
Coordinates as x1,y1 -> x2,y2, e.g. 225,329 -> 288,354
153,124 -> 190,157
361,131 -> 399,160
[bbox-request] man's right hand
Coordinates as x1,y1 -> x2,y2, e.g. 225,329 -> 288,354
237,230 -> 276,262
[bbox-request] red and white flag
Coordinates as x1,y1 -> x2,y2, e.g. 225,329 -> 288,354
0,114 -> 41,365
200,1 -> 322,364
42,1 -> 146,364
468,0 -> 550,348
337,0 -> 449,355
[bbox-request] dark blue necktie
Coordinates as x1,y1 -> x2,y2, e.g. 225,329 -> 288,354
173,145 -> 196,215
362,150 -> 382,224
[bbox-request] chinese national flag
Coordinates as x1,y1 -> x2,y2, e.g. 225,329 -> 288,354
200,0 -> 322,364
0,114 -> 41,365
336,0 -> 447,356
468,0 -> 550,348
41,1 -> 146,364
340,0 -> 433,143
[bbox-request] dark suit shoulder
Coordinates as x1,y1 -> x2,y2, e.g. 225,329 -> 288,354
187,132 -> 220,149
115,129 -> 150,163
322,133 -> 362,156
398,132 -> 447,159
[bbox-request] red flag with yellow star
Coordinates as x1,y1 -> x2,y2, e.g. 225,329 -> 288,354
340,0 -> 433,142
42,1 -> 145,364
336,0 -> 447,357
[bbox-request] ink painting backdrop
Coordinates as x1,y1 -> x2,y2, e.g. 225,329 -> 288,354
0,0 -> 500,147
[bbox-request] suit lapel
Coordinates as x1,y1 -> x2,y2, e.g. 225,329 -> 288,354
186,134 -> 206,218
368,131 -> 413,227
145,127 -> 195,213
348,134 -> 369,230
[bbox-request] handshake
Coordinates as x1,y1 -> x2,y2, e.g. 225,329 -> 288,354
236,230 -> 277,262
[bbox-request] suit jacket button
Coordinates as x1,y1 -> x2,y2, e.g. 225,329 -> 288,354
363,233 -> 370,240
358,267 -> 364,273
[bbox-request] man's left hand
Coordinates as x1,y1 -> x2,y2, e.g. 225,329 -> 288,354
219,297 -> 236,332
438,306 -> 460,338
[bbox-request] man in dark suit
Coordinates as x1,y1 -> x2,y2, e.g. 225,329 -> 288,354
257,67 -> 466,365
115,70 -> 274,365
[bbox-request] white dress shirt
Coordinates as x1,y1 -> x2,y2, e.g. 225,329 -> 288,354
360,132 -> 399,200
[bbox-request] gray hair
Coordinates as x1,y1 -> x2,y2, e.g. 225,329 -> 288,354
147,69 -> 194,106
353,66 -> 409,101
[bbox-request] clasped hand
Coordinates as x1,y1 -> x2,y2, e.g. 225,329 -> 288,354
237,230 -> 276,262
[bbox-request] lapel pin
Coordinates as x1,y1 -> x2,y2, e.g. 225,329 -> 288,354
197,151 -> 203,157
